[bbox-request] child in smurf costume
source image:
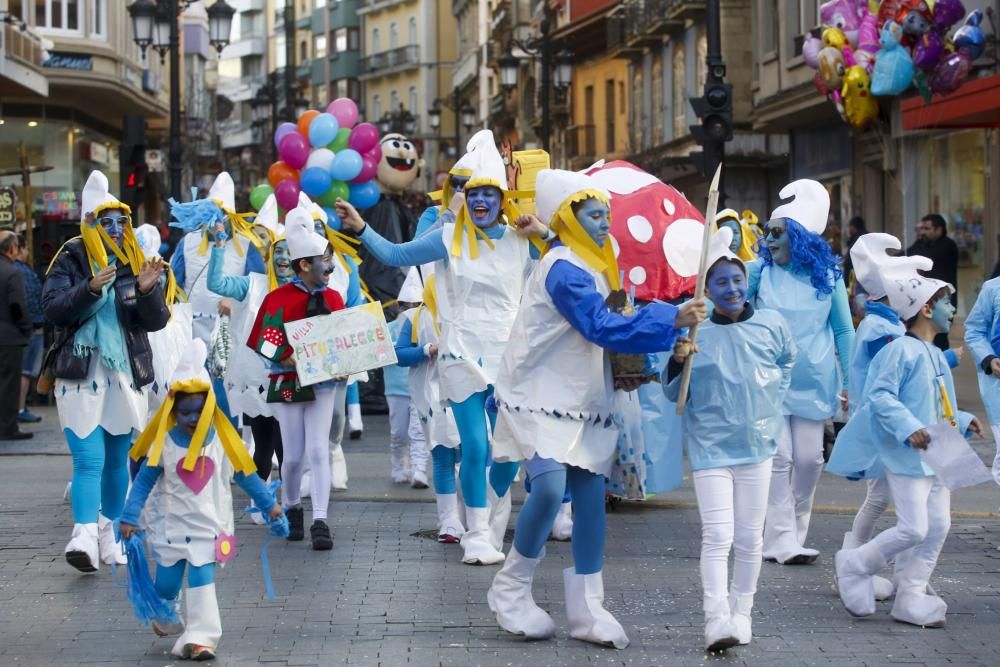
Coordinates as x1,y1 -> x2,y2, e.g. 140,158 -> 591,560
485,168 -> 706,648
120,339 -> 281,661
963,271 -> 1000,487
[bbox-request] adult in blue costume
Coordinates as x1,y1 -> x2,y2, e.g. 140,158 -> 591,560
747,179 -> 855,565
964,274 -> 1000,486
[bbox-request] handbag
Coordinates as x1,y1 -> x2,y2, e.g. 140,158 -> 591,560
37,319 -> 92,394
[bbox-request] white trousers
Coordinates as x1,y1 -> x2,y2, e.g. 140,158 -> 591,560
991,425 -> 1000,487
693,459 -> 772,615
853,472 -> 950,594
765,416 -> 825,550
275,387 -> 337,521
850,477 -> 891,544
387,395 -> 429,474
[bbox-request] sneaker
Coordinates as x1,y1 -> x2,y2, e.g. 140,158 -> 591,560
286,506 -> 304,541
0,430 -> 33,441
181,643 -> 215,661
150,618 -> 184,637
310,520 -> 333,551
17,409 -> 42,423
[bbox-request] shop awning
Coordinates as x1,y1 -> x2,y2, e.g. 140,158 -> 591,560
902,73 -> 1000,130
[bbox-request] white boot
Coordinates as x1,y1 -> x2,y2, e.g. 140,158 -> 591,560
330,444 -> 348,490
172,583 -> 222,659
410,467 -> 429,489
839,531 -> 894,601
834,546 -> 885,617
487,547 -> 556,639
98,514 -> 126,566
65,523 -> 99,573
551,502 -> 573,541
563,568 -> 629,649
461,507 -> 505,565
487,483 -> 512,551
348,403 -> 363,438
729,593 -> 753,646
703,595 -> 740,653
436,493 -> 465,543
891,555 -> 947,628
390,446 -> 409,484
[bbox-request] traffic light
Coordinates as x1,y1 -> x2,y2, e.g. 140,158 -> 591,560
120,115 -> 147,212
689,82 -> 733,146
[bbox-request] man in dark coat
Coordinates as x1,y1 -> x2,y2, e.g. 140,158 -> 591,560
0,230 -> 33,439
907,213 -> 959,350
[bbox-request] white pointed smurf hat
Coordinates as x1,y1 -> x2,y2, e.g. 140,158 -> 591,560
170,338 -> 211,389
463,129 -> 508,191
81,170 -> 130,217
134,224 -> 162,258
297,191 -> 327,223
535,168 -> 609,226
715,208 -> 741,224
398,266 -> 423,303
706,226 -> 742,273
880,263 -> 954,321
207,172 -> 236,214
285,206 -> 329,260
769,179 -> 829,236
850,233 -> 932,299
255,194 -> 284,238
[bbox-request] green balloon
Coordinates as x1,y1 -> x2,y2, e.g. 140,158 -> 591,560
316,181 -> 350,207
330,180 -> 350,202
249,184 -> 274,212
328,128 -> 351,153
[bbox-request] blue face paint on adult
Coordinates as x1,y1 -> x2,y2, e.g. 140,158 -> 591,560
705,260 -> 748,317
97,208 -> 128,247
931,296 -> 955,334
573,198 -> 611,247
465,186 -> 503,228
174,393 -> 208,437
720,219 -> 742,254
271,240 -> 295,283
762,217 -> 790,265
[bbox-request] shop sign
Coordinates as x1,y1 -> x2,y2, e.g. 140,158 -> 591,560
143,70 -> 162,94
86,142 -> 110,165
42,52 -> 93,70
0,187 -> 16,227
39,191 -> 80,219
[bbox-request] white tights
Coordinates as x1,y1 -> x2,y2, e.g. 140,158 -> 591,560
850,477 -> 891,544
765,416 -> 825,554
275,387 -> 337,521
386,395 -> 429,473
693,459 -> 772,615
991,425 -> 1000,487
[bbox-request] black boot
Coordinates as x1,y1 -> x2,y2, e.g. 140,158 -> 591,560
310,520 -> 333,551
286,506 -> 304,541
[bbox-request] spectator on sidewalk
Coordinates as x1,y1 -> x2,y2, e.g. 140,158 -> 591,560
906,214 -> 958,350
15,236 -> 45,424
0,230 -> 33,440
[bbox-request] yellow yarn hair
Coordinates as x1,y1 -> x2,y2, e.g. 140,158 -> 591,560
715,209 -> 761,262
411,273 -> 440,343
543,189 -> 621,291
196,210 -> 261,258
450,178 -> 545,259
79,204 -> 146,276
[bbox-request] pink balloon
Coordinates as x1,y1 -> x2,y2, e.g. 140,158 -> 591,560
274,122 -> 297,149
278,132 -> 310,170
366,143 -> 383,165
326,97 -> 359,130
274,179 -> 301,211
348,123 -> 379,154
351,156 -> 378,184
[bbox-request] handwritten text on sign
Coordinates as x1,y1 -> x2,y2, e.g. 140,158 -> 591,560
287,302 -> 398,386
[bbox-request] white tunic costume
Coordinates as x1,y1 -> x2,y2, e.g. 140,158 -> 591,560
407,303 -> 461,448
182,233 -> 251,344
224,273 -> 273,419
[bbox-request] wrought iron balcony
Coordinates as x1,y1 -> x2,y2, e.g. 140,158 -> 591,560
360,45 -> 419,76
624,0 -> 695,45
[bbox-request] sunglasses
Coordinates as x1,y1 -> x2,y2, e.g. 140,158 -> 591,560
96,214 -> 131,228
449,176 -> 470,191
761,224 -> 785,241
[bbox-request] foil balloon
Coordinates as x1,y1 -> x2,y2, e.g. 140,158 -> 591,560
912,31 -> 944,71
820,0 -> 864,45
931,0 -> 966,32
877,0 -> 899,29
803,33 -> 823,68
928,49 -> 971,96
817,46 -> 848,93
953,9 -> 986,60
842,65 -> 879,128
854,8 -> 880,70
895,0 -> 932,40
822,26 -> 849,50
913,69 -> 934,103
871,22 -> 914,96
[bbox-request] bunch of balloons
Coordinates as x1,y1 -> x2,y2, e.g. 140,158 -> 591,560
803,0 -> 986,129
249,97 -> 383,220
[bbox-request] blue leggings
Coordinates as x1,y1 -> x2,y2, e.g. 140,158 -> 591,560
450,387 -> 519,508
432,445 -> 457,494
65,427 -> 132,524
155,560 -> 216,600
346,382 -> 360,405
512,466 -> 606,575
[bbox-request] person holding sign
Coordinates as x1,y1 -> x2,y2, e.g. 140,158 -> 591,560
247,207 -> 345,551
749,180 -> 855,566
485,169 -> 705,648
834,262 -> 980,628
335,131 -> 551,566
664,227 -> 795,652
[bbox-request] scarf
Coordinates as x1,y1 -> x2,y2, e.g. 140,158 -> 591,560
73,260 -> 129,373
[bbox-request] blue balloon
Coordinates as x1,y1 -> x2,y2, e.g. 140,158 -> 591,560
307,112 -> 339,148
300,166 -> 332,198
331,148 -> 364,182
323,207 -> 342,231
348,181 -> 381,210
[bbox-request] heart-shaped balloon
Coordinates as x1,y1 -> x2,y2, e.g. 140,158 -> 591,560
176,456 -> 215,495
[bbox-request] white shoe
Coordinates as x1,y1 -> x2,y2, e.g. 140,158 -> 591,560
891,590 -> 947,628
171,583 -> 222,658
704,615 -> 740,652
65,523 -> 99,573
729,594 -> 753,645
563,568 -> 629,649
551,502 -> 572,541
435,494 -> 465,543
460,507 -> 505,565
330,445 -> 348,490
487,483 -> 512,551
838,532 -> 894,601
411,468 -> 429,489
834,548 -> 877,617
487,546 -> 556,639
763,530 -> 819,565
347,403 -> 363,438
98,514 -> 126,566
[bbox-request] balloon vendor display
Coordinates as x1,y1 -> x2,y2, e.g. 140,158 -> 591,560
255,97 -> 384,219
806,0 -> 986,128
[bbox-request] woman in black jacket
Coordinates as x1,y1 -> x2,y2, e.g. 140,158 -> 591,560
42,171 -> 169,574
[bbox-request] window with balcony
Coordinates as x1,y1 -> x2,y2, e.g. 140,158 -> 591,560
390,89 -> 400,111
372,94 -> 382,120
90,0 -> 106,39
300,39 -> 308,62
760,0 -> 778,56
389,22 -> 399,50
333,78 -> 361,100
34,0 -> 83,34
408,86 -> 417,116
315,35 -> 327,58
408,17 -> 417,46
371,28 -> 380,53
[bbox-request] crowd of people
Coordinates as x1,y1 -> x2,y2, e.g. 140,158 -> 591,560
2,129 -> 1000,661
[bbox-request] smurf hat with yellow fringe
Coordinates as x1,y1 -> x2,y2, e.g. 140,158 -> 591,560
78,170 -> 146,276
130,339 -> 256,476
714,208 -> 761,262
298,191 -> 363,274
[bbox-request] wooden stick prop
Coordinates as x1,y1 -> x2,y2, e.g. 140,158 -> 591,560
675,163 -> 723,415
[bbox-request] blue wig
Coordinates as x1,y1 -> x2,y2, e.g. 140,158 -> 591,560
756,218 -> 842,297
168,188 -> 226,233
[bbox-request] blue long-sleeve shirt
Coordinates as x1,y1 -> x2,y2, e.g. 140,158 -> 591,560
170,235 -> 266,288
120,426 -> 276,526
207,245 -> 250,301
394,316 -> 429,367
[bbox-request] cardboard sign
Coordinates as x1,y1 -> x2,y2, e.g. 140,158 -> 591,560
287,302 -> 398,386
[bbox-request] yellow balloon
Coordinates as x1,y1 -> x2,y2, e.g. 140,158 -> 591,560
822,27 -> 848,50
841,65 -> 879,129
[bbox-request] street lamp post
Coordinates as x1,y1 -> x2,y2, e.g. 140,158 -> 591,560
428,89 -> 475,160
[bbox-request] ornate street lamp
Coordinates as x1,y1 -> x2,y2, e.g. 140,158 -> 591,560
460,104 -> 476,132
127,0 -> 157,57
499,49 -> 519,90
151,1 -> 173,64
428,102 -> 442,131
206,0 -> 236,54
554,49 -> 574,90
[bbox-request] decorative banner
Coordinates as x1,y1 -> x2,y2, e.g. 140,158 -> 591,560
287,302 -> 398,386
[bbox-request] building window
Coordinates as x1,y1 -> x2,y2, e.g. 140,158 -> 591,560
408,86 -> 417,115
761,0 -> 778,54
8,1 -> 25,21
349,28 -> 359,50
314,84 -> 327,106
389,22 -> 398,50
90,0 -> 106,39
372,94 -> 382,120
275,35 -> 287,68
672,43 -> 686,138
35,0 -> 83,34
300,39 -> 308,62
334,27 -> 358,53
332,78 -> 359,100
651,55 -> 663,146
605,79 -> 616,153
408,17 -> 417,45
390,89 -> 400,111
314,34 -> 327,58
315,0 -> 326,7
371,28 -> 380,53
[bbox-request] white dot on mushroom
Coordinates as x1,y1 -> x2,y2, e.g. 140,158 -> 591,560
627,215 -> 653,243
663,199 -> 676,216
628,266 -> 647,285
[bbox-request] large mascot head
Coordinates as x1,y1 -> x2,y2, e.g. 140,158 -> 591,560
376,133 -> 424,194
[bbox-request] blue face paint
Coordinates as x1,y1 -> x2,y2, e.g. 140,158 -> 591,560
97,209 -> 128,247
762,218 -> 790,265
720,220 -> 742,253
574,198 -> 611,247
271,240 -> 294,283
705,260 -> 747,315
299,251 -> 334,288
931,296 -> 955,334
174,393 -> 207,436
465,186 -> 503,228
313,217 -> 328,237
